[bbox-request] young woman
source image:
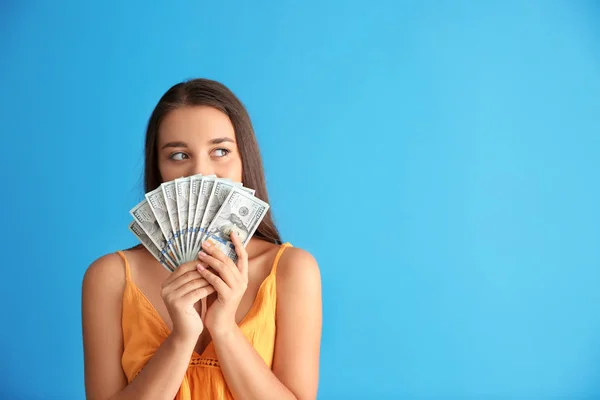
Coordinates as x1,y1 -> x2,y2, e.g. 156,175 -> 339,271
82,78 -> 322,400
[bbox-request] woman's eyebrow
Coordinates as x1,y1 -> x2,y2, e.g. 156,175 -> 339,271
208,137 -> 235,145
161,141 -> 189,149
161,137 -> 234,150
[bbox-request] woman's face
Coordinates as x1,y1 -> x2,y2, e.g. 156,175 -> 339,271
157,106 -> 243,183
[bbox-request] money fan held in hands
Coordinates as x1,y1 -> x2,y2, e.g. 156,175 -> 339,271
82,78 -> 322,400
129,177 -> 270,317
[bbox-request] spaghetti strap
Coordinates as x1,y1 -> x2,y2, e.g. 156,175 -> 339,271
270,242 -> 292,277
116,250 -> 132,281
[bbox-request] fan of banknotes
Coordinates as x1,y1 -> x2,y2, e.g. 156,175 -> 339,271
128,174 -> 269,272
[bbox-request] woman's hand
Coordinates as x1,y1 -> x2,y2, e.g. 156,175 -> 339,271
161,260 -> 216,345
196,231 -> 249,337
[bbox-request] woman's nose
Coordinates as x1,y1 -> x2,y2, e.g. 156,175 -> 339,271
191,160 -> 214,177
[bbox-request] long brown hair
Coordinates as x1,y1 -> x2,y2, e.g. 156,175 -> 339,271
142,78 -> 281,245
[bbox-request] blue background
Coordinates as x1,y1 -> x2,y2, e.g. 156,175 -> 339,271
1,0 -> 599,398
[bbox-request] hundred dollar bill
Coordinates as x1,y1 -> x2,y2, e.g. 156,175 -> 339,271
175,177 -> 191,260
145,187 -> 181,263
241,186 -> 256,196
129,199 -> 178,266
204,187 -> 270,262
199,184 -> 254,245
189,175 -> 216,257
128,221 -> 175,271
186,174 -> 203,259
161,181 -> 184,261
197,179 -> 242,245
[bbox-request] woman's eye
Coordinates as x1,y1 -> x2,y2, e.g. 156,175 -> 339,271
213,148 -> 231,157
169,152 -> 189,161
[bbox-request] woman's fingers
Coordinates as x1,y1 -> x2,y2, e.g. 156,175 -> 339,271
163,261 -> 200,286
198,241 -> 238,286
181,285 -> 216,304
230,231 -> 249,279
172,277 -> 211,297
197,263 -> 230,295
169,270 -> 207,292
198,253 -> 236,287
162,259 -> 207,290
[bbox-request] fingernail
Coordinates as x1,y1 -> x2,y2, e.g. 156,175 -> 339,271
203,240 -> 212,248
231,231 -> 237,238
198,251 -> 206,258
196,263 -> 206,271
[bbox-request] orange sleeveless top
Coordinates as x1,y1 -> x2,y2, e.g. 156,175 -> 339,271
117,242 -> 292,399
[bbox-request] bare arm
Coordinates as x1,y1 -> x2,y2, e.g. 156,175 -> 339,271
82,254 -> 212,400
209,247 -> 322,400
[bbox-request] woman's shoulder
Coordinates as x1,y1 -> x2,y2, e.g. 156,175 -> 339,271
82,248 -> 137,294
276,244 -> 321,291
83,246 -> 151,286
248,239 -> 320,284
83,252 -> 124,283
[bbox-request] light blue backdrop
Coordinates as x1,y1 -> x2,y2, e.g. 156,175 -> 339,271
1,1 -> 599,398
